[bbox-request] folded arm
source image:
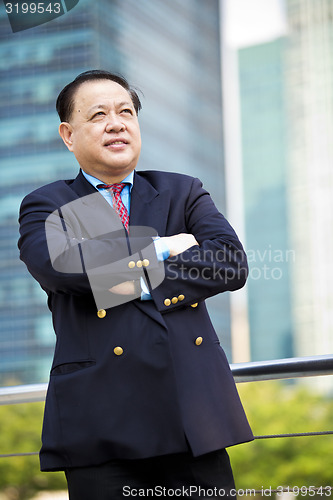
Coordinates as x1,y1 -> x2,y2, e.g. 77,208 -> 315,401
148,178 -> 248,311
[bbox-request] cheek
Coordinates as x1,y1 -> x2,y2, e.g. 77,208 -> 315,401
71,133 -> 93,156
77,130 -> 99,149
134,129 -> 142,149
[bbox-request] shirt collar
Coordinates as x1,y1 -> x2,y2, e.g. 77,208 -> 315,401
81,169 -> 134,191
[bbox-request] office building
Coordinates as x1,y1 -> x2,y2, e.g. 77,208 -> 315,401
284,0 -> 333,360
0,0 -> 229,384
236,0 -> 333,374
238,38 -> 294,361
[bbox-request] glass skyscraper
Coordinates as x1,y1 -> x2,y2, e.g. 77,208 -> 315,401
238,38 -> 294,361
236,0 -> 333,375
285,0 -> 333,364
0,0 -> 230,385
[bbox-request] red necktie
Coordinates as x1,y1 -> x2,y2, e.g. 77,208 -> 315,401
97,182 -> 129,231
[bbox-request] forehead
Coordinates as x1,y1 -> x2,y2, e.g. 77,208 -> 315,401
73,80 -> 133,109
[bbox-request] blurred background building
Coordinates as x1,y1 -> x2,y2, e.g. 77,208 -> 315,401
223,0 -> 333,391
0,0 -> 333,388
0,0 -> 228,385
284,0 -> 333,362
237,37 -> 293,362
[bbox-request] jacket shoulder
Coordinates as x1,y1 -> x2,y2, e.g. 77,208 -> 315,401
136,170 -> 200,190
20,179 -> 77,211
23,179 -> 74,199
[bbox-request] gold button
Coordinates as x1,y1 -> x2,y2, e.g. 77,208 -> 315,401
195,337 -> 203,346
171,297 -> 178,304
136,260 -> 143,268
114,346 -> 123,356
97,309 -> 106,318
164,298 -> 171,307
128,261 -> 135,269
142,259 -> 150,267
178,294 -> 185,301
191,303 -> 198,308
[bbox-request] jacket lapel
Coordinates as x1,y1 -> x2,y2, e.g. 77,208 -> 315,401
129,172 -> 169,329
70,170 -> 171,236
70,170 -> 97,198
68,170 -> 168,329
129,172 -> 169,236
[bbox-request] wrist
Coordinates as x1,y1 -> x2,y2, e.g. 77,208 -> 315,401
133,280 -> 142,296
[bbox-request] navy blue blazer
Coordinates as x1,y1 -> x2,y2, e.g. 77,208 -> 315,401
18,170 -> 253,472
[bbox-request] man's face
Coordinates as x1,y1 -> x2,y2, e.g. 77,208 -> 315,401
59,79 -> 142,183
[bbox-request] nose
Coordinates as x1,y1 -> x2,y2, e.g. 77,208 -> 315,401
105,113 -> 125,133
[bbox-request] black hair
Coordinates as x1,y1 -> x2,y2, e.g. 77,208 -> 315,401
56,69 -> 142,122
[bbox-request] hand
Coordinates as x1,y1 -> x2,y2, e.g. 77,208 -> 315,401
159,233 -> 199,257
109,281 -> 136,295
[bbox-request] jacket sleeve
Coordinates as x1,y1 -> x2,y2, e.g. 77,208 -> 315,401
18,189 -> 161,297
149,177 -> 248,312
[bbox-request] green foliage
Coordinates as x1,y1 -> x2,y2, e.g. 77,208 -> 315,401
0,381 -> 332,498
229,380 -> 333,492
0,402 -> 66,499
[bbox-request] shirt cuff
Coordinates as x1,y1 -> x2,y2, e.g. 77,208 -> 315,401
153,236 -> 170,261
140,277 -> 151,300
140,237 -> 170,300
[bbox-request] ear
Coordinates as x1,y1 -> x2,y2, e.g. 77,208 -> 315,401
59,122 -> 74,151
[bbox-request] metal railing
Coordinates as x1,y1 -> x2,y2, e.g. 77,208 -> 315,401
1,354 -> 333,405
231,353 -> 333,382
0,354 -> 332,496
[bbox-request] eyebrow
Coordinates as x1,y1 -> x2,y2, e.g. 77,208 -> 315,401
87,101 -> 134,114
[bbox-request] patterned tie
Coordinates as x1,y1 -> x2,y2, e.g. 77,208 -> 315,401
97,182 -> 129,231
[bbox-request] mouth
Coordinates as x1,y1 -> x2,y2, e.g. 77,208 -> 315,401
104,139 -> 128,147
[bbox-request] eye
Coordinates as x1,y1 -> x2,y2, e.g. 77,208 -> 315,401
92,111 -> 106,119
121,108 -> 133,115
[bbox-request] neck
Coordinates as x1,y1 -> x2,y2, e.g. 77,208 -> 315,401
81,167 -> 134,185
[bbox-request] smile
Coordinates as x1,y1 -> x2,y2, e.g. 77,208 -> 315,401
104,139 -> 128,147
